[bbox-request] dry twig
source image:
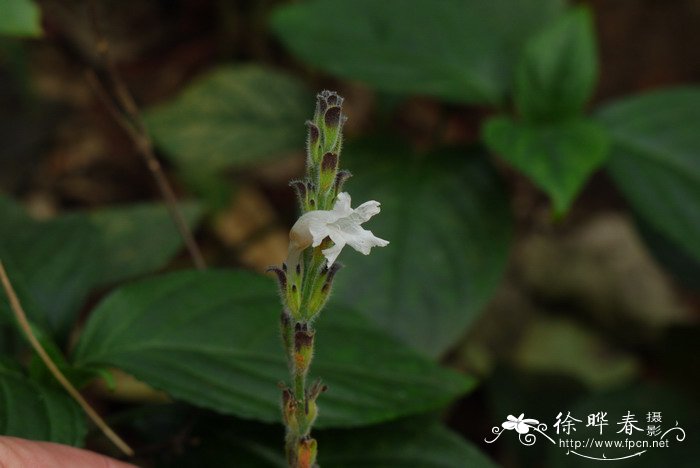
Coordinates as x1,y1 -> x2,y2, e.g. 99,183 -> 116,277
84,2 -> 207,270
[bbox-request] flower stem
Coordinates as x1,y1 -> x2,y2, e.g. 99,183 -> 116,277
277,91 -> 350,467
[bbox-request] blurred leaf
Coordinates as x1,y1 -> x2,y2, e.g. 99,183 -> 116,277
657,325 -> 700,397
0,355 -> 23,373
513,318 -> 639,390
515,7 -> 597,121
483,116 -> 609,215
0,0 -> 41,38
28,326 -> 103,390
0,367 -> 86,445
145,65 -> 310,173
0,205 -> 101,337
80,201 -> 203,286
332,142 -> 512,357
0,197 -> 203,338
317,422 -> 498,468
271,0 -> 565,105
73,270 -> 474,428
180,418 -> 497,468
635,218 -> 700,291
597,87 -> 700,262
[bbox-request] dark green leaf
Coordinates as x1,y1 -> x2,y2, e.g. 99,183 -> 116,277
73,270 -> 474,428
0,198 -> 203,338
28,327 -> 102,389
81,201 -> 203,286
515,7 -> 598,121
0,205 -> 101,337
635,218 -> 700,291
145,66 -> 311,172
597,87 -> 700,262
0,0 -> 42,38
513,317 -> 638,390
483,116 -> 609,215
0,368 -> 86,445
332,142 -> 512,357
317,422 -> 498,468
179,418 -> 497,468
271,0 -> 565,105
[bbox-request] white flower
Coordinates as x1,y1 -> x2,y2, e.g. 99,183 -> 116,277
288,192 -> 389,267
502,414 -> 539,434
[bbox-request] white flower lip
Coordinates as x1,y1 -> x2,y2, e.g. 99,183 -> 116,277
288,192 -> 389,266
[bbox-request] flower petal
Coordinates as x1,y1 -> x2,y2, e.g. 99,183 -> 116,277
502,421 -> 517,430
288,192 -> 388,267
322,243 -> 344,266
351,200 -> 381,223
332,192 -> 353,216
322,230 -> 347,266
344,228 -> 389,255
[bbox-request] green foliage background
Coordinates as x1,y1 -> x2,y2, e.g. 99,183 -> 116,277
0,0 -> 698,466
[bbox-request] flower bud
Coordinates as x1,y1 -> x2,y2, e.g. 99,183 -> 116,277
297,437 -> 318,468
334,170 -> 352,195
308,379 -> 328,400
294,324 -> 315,377
280,258 -> 303,318
307,263 -> 343,317
314,90 -> 343,123
280,312 -> 293,356
281,386 -> 298,433
290,179 -> 316,212
289,179 -> 307,206
314,92 -> 329,120
319,152 -> 339,194
266,266 -> 287,292
306,121 -> 321,165
323,262 -> 342,285
322,106 -> 345,153
303,379 -> 327,429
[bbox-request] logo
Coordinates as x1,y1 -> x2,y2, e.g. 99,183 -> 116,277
485,411 -> 686,461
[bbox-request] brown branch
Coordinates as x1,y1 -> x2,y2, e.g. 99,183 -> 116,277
84,2 -> 206,270
0,261 -> 134,457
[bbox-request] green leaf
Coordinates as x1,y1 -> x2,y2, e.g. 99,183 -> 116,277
332,142 -> 512,357
0,197 -> 203,337
0,0 -> 42,38
0,206 -> 101,337
144,65 -> 311,173
28,327 -> 101,389
271,0 -> 565,105
515,7 -> 598,121
317,422 -> 498,468
483,116 -> 609,215
636,218 -> 700,291
0,368 -> 86,445
73,270 -> 474,428
180,419 -> 497,468
597,87 -> 700,262
513,317 -> 639,390
80,201 -> 203,286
